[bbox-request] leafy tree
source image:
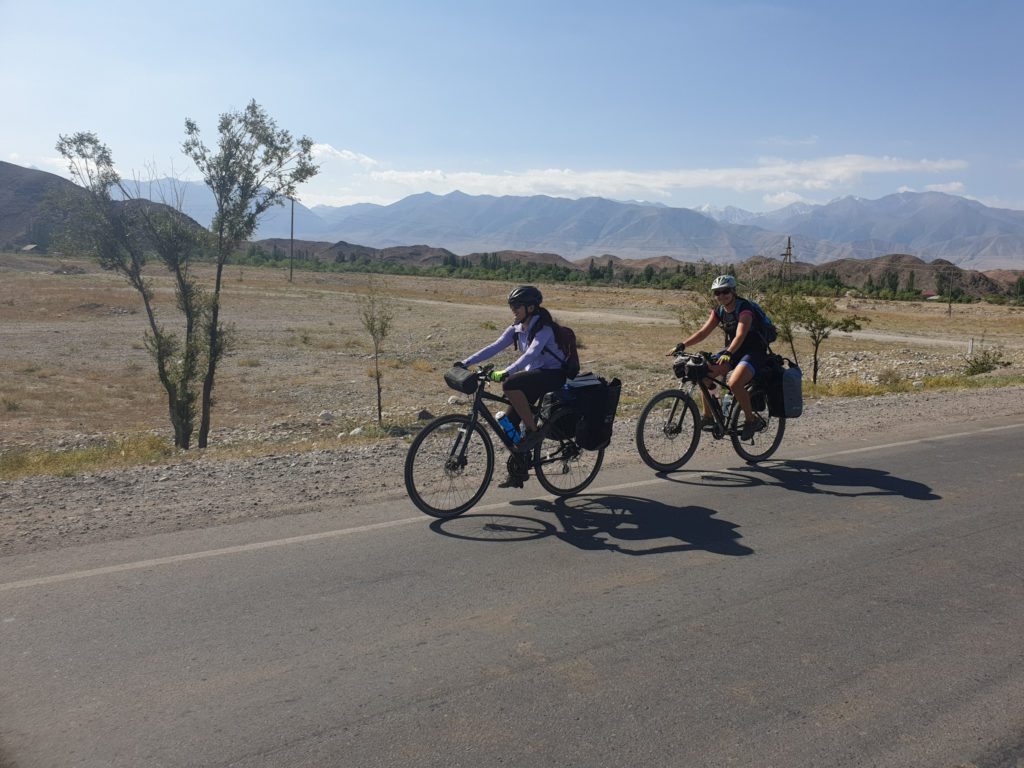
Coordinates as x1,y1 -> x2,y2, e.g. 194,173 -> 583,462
793,297 -> 867,384
56,132 -> 210,448
763,292 -> 805,365
904,271 -> 916,293
183,100 -> 318,447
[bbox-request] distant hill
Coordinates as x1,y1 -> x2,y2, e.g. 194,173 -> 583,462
4,161 -> 1024,270
699,193 -> 1024,270
288,190 -> 1024,269
253,237 -> 1017,298
0,161 -> 81,248
0,161 -> 204,251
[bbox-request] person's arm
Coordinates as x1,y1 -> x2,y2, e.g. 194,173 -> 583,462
683,310 -> 719,349
461,325 -> 515,367
505,325 -> 555,374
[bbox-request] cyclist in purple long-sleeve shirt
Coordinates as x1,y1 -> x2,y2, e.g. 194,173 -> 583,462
457,286 -> 568,484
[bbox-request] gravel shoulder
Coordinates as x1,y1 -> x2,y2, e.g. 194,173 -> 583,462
2,384 -> 1022,557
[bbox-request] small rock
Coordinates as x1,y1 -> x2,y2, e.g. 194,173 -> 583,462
416,409 -> 434,421
318,411 -> 334,423
349,427 -> 364,436
447,396 -> 464,406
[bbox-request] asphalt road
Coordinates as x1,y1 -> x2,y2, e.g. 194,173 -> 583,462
1,420 -> 1022,768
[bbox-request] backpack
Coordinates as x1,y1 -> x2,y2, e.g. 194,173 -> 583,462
547,324 -> 581,379
518,321 -> 581,379
716,297 -> 777,347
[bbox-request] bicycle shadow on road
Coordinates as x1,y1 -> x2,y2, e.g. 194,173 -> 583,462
658,460 -> 939,501
430,497 -> 752,556
523,494 -> 753,556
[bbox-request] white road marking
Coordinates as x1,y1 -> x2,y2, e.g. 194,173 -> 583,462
0,423 -> 1018,593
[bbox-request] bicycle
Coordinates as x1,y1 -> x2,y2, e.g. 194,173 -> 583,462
635,346 -> 786,471
404,364 -> 605,518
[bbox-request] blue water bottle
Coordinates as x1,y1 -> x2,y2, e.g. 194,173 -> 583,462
496,411 -> 521,444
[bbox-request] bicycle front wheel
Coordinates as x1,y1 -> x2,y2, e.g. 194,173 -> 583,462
635,389 -> 701,472
534,437 -> 604,496
729,396 -> 785,463
404,415 -> 494,518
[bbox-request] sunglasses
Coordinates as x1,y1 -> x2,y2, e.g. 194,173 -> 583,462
713,289 -> 732,296
509,303 -> 526,310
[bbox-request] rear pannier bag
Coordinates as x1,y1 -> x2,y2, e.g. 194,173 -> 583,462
571,376 -> 621,451
781,361 -> 803,418
539,389 -> 578,441
444,366 -> 479,394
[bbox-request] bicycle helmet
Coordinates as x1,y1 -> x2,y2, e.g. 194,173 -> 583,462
507,285 -> 543,307
711,274 -> 737,291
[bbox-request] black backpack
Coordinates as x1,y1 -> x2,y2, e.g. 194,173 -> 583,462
715,297 -> 778,347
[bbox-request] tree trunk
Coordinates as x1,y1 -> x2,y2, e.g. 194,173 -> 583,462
198,247 -> 226,448
375,355 -> 383,424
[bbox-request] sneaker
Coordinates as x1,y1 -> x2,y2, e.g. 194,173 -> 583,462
497,473 -> 526,489
701,415 -> 716,431
739,417 -> 765,441
515,428 -> 545,453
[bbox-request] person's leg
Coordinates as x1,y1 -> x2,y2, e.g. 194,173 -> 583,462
727,362 -> 755,422
700,378 -> 717,423
502,371 -> 543,432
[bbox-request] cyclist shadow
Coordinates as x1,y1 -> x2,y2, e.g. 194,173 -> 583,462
658,460 -> 939,500
511,495 -> 754,557
742,459 -> 940,500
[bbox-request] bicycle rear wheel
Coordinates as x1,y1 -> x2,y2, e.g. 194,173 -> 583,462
729,393 -> 785,463
534,436 -> 604,496
404,415 -> 494,517
635,389 -> 701,472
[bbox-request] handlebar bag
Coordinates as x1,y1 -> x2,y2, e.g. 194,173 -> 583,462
444,366 -> 479,394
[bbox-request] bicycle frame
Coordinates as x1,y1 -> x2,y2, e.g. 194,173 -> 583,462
464,384 -> 519,452
451,375 -> 570,472
676,353 -> 747,437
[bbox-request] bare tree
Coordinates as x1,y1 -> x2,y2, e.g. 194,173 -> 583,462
55,133 -> 209,448
359,275 -> 395,425
183,100 -> 318,447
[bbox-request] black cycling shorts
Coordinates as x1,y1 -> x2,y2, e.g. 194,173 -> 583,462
502,368 -> 566,405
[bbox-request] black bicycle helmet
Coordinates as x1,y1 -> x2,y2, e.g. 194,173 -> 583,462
507,285 -> 542,307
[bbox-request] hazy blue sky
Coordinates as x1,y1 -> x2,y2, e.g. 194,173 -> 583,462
3,0 -> 1021,211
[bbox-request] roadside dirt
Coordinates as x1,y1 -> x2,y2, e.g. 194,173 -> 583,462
2,254 -> 1023,556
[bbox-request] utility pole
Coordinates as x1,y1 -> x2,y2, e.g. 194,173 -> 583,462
780,236 -> 794,288
289,196 -> 295,283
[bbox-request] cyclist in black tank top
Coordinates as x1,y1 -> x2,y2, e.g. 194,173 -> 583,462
676,275 -> 767,440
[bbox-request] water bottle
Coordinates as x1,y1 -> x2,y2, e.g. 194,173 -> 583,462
496,411 -> 521,444
721,393 -> 733,418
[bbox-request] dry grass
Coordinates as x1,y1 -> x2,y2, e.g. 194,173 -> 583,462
0,434 -> 175,480
2,251 -> 1023,475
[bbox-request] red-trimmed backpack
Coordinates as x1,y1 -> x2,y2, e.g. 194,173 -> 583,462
516,321 -> 581,379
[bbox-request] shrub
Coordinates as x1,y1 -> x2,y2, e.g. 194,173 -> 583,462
876,367 -> 903,387
963,345 -> 1009,376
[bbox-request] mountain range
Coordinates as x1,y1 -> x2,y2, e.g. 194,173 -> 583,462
2,160 -> 1023,270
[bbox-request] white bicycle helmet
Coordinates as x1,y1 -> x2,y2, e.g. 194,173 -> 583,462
711,274 -> 737,291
